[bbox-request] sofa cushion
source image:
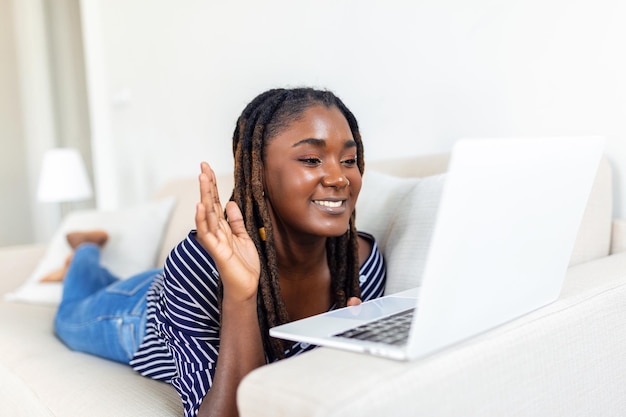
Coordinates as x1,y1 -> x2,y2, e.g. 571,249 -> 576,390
0,244 -> 46,296
5,197 -> 175,305
0,301 -> 182,416
356,171 -> 446,295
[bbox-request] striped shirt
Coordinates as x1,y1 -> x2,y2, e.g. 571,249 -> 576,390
130,230 -> 386,417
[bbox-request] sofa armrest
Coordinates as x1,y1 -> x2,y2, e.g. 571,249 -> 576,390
0,244 -> 46,296
238,252 -> 626,417
610,218 -> 626,255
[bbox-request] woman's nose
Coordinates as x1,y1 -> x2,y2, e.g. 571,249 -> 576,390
321,166 -> 350,188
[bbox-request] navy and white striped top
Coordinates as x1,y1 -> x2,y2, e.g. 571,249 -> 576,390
130,230 -> 386,417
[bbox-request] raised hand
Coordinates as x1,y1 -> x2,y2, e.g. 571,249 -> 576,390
195,162 -> 261,303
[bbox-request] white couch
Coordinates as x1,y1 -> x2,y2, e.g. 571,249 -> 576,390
2,152 -> 626,417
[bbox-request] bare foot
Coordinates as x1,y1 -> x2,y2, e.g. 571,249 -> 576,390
40,253 -> 73,283
40,230 -> 109,283
66,230 -> 109,249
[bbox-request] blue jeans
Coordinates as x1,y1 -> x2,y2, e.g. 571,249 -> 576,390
54,244 -> 160,364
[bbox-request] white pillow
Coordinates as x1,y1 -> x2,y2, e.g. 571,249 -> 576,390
5,197 -> 176,305
356,171 -> 446,295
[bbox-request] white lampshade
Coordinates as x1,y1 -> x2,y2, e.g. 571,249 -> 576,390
37,148 -> 93,202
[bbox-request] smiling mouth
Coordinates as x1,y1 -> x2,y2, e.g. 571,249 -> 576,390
313,200 -> 344,208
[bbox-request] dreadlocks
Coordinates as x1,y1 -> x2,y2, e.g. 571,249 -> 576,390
228,87 -> 365,361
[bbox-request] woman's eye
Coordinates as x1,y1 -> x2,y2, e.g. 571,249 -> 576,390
299,157 -> 322,165
342,158 -> 357,166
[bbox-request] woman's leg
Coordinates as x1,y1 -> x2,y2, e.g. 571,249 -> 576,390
55,244 -> 161,364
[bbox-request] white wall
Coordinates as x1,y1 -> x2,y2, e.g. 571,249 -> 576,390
80,0 -> 626,216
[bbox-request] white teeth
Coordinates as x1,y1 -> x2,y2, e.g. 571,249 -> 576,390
315,200 -> 343,208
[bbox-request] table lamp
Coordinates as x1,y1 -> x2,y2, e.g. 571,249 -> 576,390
36,148 -> 93,214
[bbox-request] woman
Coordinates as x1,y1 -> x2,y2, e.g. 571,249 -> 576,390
54,87 -> 386,417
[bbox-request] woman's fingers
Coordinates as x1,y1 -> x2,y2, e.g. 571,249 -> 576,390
195,201 -> 215,237
199,162 -> 211,207
197,162 -> 225,236
347,297 -> 362,307
224,202 -> 247,239
199,163 -> 223,212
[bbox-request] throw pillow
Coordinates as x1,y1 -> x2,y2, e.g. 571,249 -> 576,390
356,171 -> 446,295
5,197 -> 176,305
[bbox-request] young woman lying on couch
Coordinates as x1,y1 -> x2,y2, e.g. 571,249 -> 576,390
50,87 -> 387,417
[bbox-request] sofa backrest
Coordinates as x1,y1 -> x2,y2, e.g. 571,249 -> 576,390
153,174 -> 234,267
366,153 -> 451,178
569,157 -> 613,265
365,153 -> 614,269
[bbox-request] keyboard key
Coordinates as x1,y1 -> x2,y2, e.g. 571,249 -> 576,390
334,309 -> 414,345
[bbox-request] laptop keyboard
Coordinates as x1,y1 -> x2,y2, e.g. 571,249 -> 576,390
334,308 -> 415,345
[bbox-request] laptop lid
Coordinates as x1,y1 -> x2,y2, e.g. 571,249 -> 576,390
405,136 -> 605,358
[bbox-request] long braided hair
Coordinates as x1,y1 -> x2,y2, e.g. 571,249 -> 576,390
228,87 -> 365,361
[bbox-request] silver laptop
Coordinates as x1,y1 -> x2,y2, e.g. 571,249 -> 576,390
270,137 -> 605,361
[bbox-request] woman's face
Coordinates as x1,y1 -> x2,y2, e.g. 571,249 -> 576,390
263,105 -> 362,240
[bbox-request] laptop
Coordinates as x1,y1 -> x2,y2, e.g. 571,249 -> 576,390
269,136 -> 605,361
